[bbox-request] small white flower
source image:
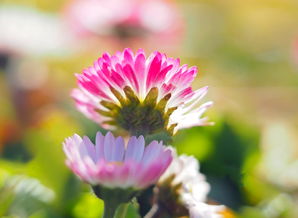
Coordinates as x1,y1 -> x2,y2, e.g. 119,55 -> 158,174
159,152 -> 210,202
158,150 -> 224,218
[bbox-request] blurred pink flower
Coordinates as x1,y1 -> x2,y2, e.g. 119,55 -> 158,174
72,48 -> 212,134
64,0 -> 182,45
63,131 -> 172,189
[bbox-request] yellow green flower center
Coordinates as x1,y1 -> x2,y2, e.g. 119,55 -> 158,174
96,86 -> 178,136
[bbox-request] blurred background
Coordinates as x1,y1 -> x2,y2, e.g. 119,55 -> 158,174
0,0 -> 298,217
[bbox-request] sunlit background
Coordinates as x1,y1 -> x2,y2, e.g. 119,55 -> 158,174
0,0 -> 298,217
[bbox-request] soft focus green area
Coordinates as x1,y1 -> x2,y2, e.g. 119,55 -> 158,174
0,0 -> 298,217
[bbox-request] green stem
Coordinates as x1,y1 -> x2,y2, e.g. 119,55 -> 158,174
115,203 -> 129,218
92,186 -> 138,218
103,201 -> 119,218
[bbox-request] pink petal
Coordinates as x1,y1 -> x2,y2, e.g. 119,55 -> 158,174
146,53 -> 162,89
82,136 -> 96,162
95,132 -> 105,161
123,64 -> 139,92
123,48 -> 134,65
103,132 -> 115,161
142,141 -> 163,165
112,136 -> 125,162
125,136 -> 145,162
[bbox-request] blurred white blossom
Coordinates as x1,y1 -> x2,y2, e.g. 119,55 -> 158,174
0,5 -> 73,56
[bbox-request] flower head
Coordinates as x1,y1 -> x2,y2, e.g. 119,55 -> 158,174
64,0 -> 182,42
158,153 -> 210,202
63,131 -> 172,189
155,151 -> 224,218
72,48 -> 212,135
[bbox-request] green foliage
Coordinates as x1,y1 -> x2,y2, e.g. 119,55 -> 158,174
174,118 -> 261,210
0,171 -> 54,217
23,111 -> 82,206
72,193 -> 104,218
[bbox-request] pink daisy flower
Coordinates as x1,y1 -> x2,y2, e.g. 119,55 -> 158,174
64,0 -> 182,43
63,131 -> 172,189
72,48 -> 212,135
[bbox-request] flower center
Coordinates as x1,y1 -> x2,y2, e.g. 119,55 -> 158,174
113,23 -> 149,39
97,86 -> 177,136
156,176 -> 189,217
